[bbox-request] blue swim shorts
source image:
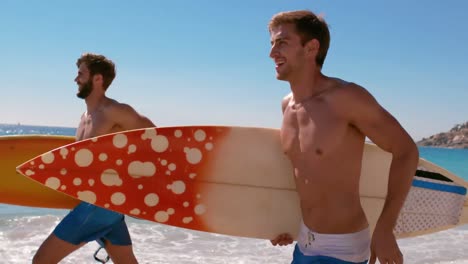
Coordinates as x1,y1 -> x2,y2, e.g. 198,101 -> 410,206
53,202 -> 132,246
292,245 -> 368,264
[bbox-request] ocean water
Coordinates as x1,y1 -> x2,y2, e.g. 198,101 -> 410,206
1,123 -> 468,264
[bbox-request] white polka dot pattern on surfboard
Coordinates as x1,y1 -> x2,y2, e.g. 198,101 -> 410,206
18,127 -> 230,231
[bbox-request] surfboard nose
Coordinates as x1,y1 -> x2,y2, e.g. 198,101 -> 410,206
16,160 -> 32,176
16,151 -> 47,178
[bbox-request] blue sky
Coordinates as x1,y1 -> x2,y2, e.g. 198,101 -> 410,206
1,0 -> 466,140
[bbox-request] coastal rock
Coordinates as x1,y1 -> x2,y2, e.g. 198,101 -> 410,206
417,121 -> 468,149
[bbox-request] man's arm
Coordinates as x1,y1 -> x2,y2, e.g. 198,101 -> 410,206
270,93 -> 295,246
339,84 -> 419,264
341,84 -> 418,227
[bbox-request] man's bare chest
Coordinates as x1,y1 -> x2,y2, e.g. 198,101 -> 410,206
281,106 -> 348,156
77,114 -> 117,140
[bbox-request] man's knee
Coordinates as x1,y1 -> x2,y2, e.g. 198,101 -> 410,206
105,244 -> 138,264
32,249 -> 50,264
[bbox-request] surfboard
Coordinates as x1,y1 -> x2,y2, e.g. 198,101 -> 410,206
1,135 -> 79,209
15,126 -> 468,240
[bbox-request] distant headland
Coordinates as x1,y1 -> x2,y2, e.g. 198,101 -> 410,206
417,121 -> 468,149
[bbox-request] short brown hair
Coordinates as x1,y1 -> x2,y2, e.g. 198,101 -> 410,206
269,10 -> 330,67
76,53 -> 116,90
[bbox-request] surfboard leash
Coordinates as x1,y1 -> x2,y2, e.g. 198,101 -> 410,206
93,246 -> 110,263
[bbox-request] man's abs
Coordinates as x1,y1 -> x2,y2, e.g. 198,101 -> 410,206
298,193 -> 369,234
292,159 -> 368,234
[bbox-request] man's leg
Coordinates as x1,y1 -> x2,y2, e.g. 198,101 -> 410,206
32,233 -> 85,264
104,240 -> 138,264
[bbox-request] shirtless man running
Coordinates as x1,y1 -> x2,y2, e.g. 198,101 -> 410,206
268,10 -> 419,264
32,53 -> 155,264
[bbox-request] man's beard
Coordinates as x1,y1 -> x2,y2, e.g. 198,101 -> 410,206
76,79 -> 93,99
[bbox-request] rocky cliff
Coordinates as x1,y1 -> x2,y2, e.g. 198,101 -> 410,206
417,121 -> 468,149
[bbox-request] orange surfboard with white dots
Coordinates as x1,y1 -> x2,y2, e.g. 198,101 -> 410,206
16,126 -> 468,239
16,126 -> 302,239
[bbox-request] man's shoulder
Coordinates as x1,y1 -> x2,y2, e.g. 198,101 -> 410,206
281,93 -> 293,112
330,80 -> 372,101
104,98 -> 135,113
282,93 -> 293,102
326,80 -> 379,117
102,100 -> 150,129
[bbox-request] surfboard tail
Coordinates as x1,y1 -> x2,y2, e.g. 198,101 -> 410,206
1,135 -> 78,209
461,200 -> 468,225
